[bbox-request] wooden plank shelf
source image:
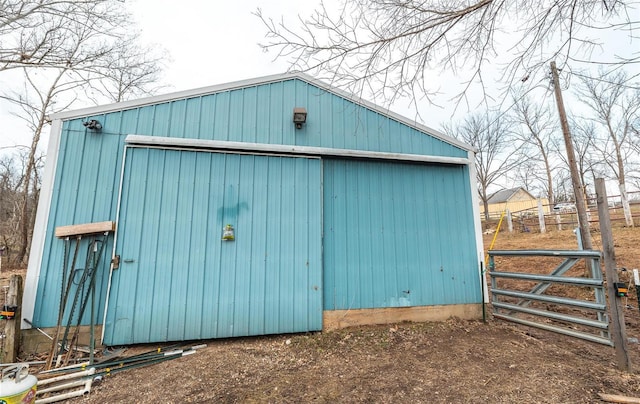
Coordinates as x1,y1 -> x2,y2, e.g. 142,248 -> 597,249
54,221 -> 116,238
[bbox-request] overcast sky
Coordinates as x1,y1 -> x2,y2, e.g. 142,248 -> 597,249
0,0 -> 312,152
0,0 -> 637,169
0,0 -> 468,154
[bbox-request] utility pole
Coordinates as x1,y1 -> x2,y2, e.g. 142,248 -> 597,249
550,61 -> 593,251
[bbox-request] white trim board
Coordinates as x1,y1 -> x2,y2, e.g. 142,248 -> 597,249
468,150 -> 489,303
125,135 -> 470,165
22,119 -> 63,329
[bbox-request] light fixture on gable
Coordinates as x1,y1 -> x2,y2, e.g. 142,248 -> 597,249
293,107 -> 307,129
83,119 -> 102,132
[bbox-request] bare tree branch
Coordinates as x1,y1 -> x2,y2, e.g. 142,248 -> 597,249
576,70 -> 640,225
444,110 -> 521,219
257,0 -> 638,109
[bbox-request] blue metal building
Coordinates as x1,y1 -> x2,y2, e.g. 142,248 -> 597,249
23,74 -> 484,346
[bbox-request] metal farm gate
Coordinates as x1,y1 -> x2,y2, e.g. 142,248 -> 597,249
487,249 -> 611,346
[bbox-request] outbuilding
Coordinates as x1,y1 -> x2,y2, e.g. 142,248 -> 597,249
481,187 -> 550,218
23,74 -> 484,346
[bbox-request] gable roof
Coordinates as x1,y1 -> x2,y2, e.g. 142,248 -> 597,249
487,187 -> 535,204
49,72 -> 473,153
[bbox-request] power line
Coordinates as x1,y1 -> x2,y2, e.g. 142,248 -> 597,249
569,71 -> 640,90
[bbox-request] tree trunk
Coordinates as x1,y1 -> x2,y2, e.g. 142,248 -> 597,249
14,142 -> 36,265
543,152 -> 554,206
482,195 -> 490,221
619,182 -> 634,227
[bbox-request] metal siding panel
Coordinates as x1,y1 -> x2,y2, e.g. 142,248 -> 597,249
90,132 -> 121,323
268,83 -> 285,145
216,154 -> 238,337
198,96 -> 216,139
233,154 -> 256,336
406,164 -> 426,302
104,148 -> 143,343
294,80 -> 311,147
342,100 -> 358,150
380,165 -> 399,304
201,154 -> 226,337
248,156 -> 268,335
34,130 -> 86,326
364,108 -> 378,154
167,151 -> 197,340
214,92 -> 230,140
256,86 -> 271,148
281,80 -> 297,144
99,79 -> 467,159
228,91 -> 244,142
323,160 -> 346,309
34,78 -> 471,330
104,150 -> 321,344
150,150 -> 179,340
185,152 -> 213,337
322,162 -> 336,309
242,87 -> 258,143
117,109 -> 140,134
169,99 -> 187,138
151,103 -> 171,136
290,158 -> 306,329
184,98 -> 202,139
307,160 -> 323,330
368,163 -> 386,306
323,159 -> 480,310
279,158 -> 295,331
293,159 -> 308,327
263,157 -> 282,334
135,106 -> 155,134
319,90 -> 333,148
345,162 -> 360,306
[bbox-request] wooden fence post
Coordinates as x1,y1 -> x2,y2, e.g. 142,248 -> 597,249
596,178 -> 632,372
3,274 -> 23,363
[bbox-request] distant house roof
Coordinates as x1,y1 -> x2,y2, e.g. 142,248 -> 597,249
487,187 -> 535,204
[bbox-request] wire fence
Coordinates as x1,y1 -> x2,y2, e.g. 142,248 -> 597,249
481,201 -> 640,234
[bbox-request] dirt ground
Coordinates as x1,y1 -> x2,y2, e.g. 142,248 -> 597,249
28,228 -> 640,402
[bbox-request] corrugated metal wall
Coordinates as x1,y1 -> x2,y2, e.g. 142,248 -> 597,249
103,148 -> 322,344
33,78 -> 473,328
323,159 -> 480,310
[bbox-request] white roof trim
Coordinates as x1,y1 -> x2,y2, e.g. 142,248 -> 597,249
125,135 -> 470,165
51,72 -> 474,152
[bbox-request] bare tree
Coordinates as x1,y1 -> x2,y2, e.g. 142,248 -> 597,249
510,156 -> 539,193
257,1 -> 638,108
577,71 -> 640,226
552,169 -> 573,203
0,0 -> 130,71
551,118 -> 599,204
84,37 -> 166,103
511,94 -> 559,205
0,154 -> 22,265
0,5 -> 163,265
1,65 -> 81,264
446,112 -> 520,220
